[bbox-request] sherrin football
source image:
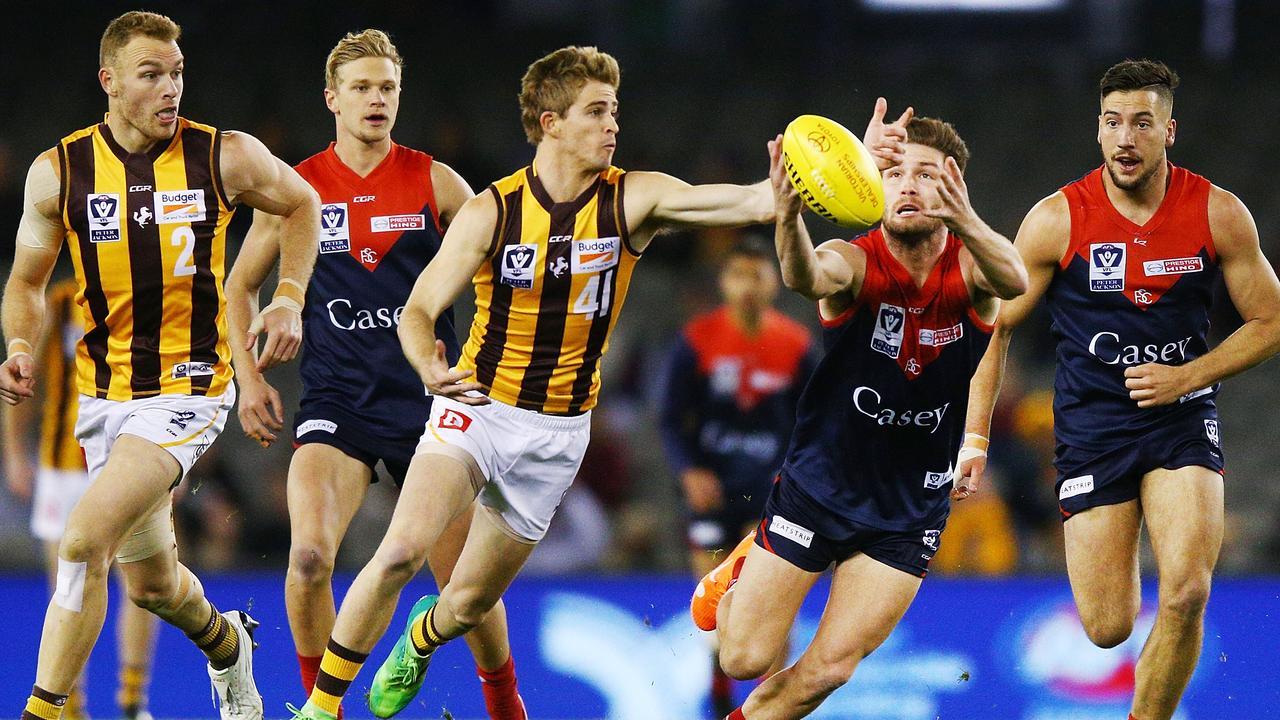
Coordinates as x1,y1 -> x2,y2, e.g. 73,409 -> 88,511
781,114 -> 884,229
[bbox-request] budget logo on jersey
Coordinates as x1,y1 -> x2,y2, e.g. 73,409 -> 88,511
87,193 -> 121,243
371,214 -> 426,233
1089,243 -> 1126,292
919,323 -> 964,347
153,189 -> 206,224
571,237 -> 620,274
319,203 -> 351,253
501,244 -> 538,288
871,303 -> 906,359
1143,256 -> 1204,276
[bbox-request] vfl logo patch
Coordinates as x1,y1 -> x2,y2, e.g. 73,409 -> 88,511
1204,419 -> 1220,447
571,237 -> 620,274
919,323 -> 964,347
319,203 -> 350,253
153,189 -> 206,224
769,515 -> 814,548
871,303 -> 906,359
171,362 -> 215,379
297,419 -> 337,436
500,244 -> 538,288
1089,243 -> 1126,292
1059,474 -> 1095,500
87,193 -> 121,243
923,467 -> 952,489
1143,257 -> 1204,276
438,409 -> 472,432
371,214 -> 426,233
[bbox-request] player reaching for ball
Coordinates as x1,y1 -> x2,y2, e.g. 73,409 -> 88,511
691,102 -> 1028,720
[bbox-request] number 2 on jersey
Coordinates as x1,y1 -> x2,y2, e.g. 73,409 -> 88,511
573,269 -> 615,317
171,226 -> 196,277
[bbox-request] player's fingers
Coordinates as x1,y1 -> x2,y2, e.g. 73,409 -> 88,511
1123,364 -> 1148,377
896,106 -> 915,127
446,367 -> 475,383
871,96 -> 888,124
257,332 -> 283,371
450,393 -> 492,407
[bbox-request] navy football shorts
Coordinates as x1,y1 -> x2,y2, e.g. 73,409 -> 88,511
755,473 -> 943,578
293,401 -> 421,485
1054,413 -> 1225,521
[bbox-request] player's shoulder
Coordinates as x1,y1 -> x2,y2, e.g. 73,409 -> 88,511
294,145 -> 331,174
1016,191 -> 1071,261
1206,182 -> 1258,253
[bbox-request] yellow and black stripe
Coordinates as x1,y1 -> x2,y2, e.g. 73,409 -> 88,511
457,164 -> 639,415
58,117 -> 234,401
38,278 -> 85,471
311,639 -> 368,715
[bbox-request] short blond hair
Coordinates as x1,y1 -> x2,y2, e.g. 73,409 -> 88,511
100,11 -> 181,69
519,46 -> 620,145
325,29 -> 402,89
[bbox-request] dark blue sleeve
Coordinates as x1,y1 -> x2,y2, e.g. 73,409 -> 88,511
659,334 -> 703,476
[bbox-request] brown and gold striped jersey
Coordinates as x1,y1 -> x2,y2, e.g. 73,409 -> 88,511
456,164 -> 639,414
58,117 -> 235,400
38,279 -> 86,471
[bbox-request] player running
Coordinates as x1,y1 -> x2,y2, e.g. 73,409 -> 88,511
225,29 -> 526,720
693,104 -> 1028,719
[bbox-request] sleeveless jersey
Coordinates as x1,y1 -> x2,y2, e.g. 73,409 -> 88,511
1049,165 -> 1219,450
781,230 -> 992,532
293,143 -> 457,432
38,279 -> 86,471
456,164 -> 637,414
58,117 -> 234,400
660,307 -> 814,487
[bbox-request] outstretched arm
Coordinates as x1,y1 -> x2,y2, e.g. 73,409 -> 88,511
625,172 -> 774,253
1124,187 -> 1280,407
399,192 -> 495,406
221,131 -> 320,369
225,210 -> 286,446
954,192 -> 1067,501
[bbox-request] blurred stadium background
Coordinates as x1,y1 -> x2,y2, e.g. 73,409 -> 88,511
2,1 -> 1278,718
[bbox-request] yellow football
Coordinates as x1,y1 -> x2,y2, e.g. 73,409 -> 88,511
781,114 -> 885,229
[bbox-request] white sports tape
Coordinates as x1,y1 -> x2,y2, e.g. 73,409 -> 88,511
116,500 -> 176,564
17,157 -> 61,250
53,558 -> 88,612
7,338 -> 33,359
957,446 -> 987,464
248,296 -> 304,335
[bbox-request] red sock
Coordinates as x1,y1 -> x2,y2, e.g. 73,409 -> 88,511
1129,715 -> 1140,720
298,654 -> 343,719
726,708 -> 747,720
478,655 -> 526,720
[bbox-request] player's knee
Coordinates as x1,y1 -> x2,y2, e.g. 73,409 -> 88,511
1159,574 -> 1212,622
718,642 -> 776,681
446,585 -> 495,630
288,542 -> 336,586
370,540 -> 429,587
57,529 -> 113,568
1081,615 -> 1134,649
125,570 -> 178,612
802,660 -> 857,699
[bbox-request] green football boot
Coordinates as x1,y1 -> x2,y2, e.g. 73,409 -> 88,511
368,595 -> 438,718
285,702 -> 336,720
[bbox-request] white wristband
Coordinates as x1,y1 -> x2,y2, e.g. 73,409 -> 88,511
7,338 -> 34,359
248,296 -> 303,335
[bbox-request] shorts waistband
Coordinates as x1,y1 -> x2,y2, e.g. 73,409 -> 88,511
482,397 -> 592,432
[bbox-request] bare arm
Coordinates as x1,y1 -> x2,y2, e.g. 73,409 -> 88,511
1124,186 -> 1280,407
430,160 -> 475,229
954,192 -> 1067,500
398,192 -> 495,406
220,131 -> 320,369
225,211 -> 285,446
625,172 -> 774,253
2,151 -> 64,405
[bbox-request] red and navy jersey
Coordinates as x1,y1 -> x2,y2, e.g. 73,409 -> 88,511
294,142 -> 459,437
659,307 -> 815,490
781,229 -> 992,532
1048,165 -> 1220,451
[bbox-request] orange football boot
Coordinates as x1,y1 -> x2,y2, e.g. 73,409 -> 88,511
690,530 -> 757,631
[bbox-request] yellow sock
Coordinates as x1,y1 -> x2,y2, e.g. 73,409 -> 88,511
117,663 -> 149,713
409,605 -> 447,656
22,686 -> 67,720
187,604 -> 240,670
309,639 -> 368,716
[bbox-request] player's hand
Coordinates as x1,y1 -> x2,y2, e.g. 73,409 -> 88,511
951,433 -> 989,501
681,467 -> 724,513
238,376 -> 284,447
4,452 -> 35,501
1124,362 -> 1193,408
247,303 -> 303,372
863,97 -> 912,171
423,340 -> 490,406
922,156 -> 981,234
0,354 -> 36,406
767,134 -> 804,219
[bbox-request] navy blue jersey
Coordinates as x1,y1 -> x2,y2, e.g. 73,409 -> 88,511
660,307 -> 815,490
1049,165 -> 1220,451
294,143 -> 459,439
781,230 -> 992,532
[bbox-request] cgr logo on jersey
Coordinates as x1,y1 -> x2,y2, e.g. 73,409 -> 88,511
371,214 -> 426,233
87,193 -> 121,243
1089,243 -> 1126,292
1143,257 -> 1204,276
871,303 -> 906,359
153,189 -> 206,224
171,361 -> 215,379
437,408 -> 472,432
571,236 -> 620,274
501,244 -> 538,288
319,203 -> 350,253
